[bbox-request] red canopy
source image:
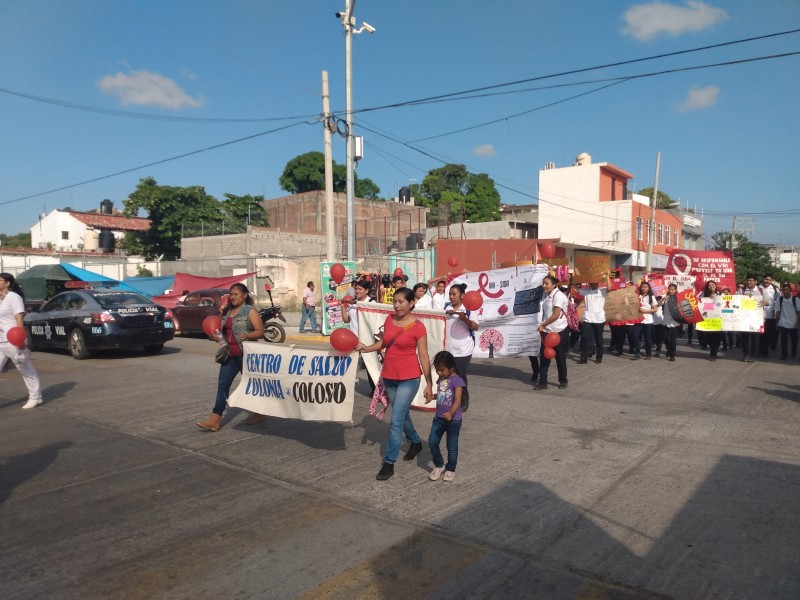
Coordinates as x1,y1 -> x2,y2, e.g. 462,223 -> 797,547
153,272 -> 256,308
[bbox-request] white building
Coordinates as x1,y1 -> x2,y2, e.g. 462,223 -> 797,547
538,152 -> 702,276
30,200 -> 150,253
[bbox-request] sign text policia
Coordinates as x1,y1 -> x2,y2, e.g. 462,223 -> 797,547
229,343 -> 358,422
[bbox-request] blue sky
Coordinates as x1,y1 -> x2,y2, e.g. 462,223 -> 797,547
1,1 -> 799,246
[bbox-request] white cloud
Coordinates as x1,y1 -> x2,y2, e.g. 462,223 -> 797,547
181,67 -> 198,82
472,144 -> 496,158
622,1 -> 728,41
96,69 -> 205,109
675,85 -> 720,112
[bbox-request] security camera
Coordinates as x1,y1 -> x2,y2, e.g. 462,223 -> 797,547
362,22 -> 376,33
335,11 -> 344,18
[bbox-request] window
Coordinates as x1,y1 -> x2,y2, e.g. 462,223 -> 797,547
61,231 -> 69,240
657,224 -> 663,244
674,229 -> 680,247
636,217 -> 643,241
665,225 -> 671,246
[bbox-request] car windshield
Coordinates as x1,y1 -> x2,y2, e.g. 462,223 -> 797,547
92,292 -> 153,307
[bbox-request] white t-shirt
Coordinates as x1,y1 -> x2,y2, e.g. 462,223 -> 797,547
0,291 -> 25,344
431,292 -> 446,311
347,297 -> 374,338
761,284 -> 778,318
415,294 -> 432,309
444,304 -> 475,357
542,288 -> 568,333
303,287 -> 316,307
582,288 -> 606,323
639,294 -> 658,325
777,295 -> 799,329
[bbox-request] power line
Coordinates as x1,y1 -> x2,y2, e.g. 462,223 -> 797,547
0,121 -> 308,207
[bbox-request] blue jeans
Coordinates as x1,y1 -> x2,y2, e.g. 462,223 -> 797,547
213,354 -> 244,415
383,378 -> 421,464
428,416 -> 462,471
299,304 -> 318,332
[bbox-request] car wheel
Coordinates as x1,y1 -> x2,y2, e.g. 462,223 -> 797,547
143,343 -> 165,354
24,326 -> 38,351
69,328 -> 91,360
263,322 -> 286,344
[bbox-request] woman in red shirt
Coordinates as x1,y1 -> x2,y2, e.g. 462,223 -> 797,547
356,288 -> 433,481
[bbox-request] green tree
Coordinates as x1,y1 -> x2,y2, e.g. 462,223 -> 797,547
638,187 -> 677,209
122,177 -> 224,259
711,231 -> 797,283
416,164 -> 501,225
221,193 -> 268,231
0,232 -> 32,247
279,151 -> 381,199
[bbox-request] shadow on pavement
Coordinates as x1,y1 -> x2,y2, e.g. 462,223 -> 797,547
0,441 -> 73,504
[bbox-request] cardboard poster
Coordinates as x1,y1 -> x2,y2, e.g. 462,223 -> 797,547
676,289 -> 705,325
574,253 -> 611,284
320,261 -> 357,335
604,286 -> 643,324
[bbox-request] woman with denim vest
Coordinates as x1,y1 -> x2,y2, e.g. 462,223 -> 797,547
197,283 -> 264,432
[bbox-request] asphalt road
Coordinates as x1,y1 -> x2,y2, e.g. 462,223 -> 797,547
1,330 -> 799,599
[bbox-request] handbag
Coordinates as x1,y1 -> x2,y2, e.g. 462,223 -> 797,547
214,344 -> 231,364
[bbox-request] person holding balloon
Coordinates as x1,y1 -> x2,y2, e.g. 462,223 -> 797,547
197,283 -> 264,432
0,273 -> 42,409
443,283 -> 479,385
535,275 -> 570,390
355,288 -> 433,481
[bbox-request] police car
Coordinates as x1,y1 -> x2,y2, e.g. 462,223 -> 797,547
23,286 -> 174,359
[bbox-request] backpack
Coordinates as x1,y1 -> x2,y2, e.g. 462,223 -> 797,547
565,300 -> 580,331
779,295 -> 798,314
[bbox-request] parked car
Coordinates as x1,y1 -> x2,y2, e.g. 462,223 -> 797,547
170,288 -> 230,335
24,288 -> 174,359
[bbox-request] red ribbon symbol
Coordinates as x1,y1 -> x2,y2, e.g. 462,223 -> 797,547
477,272 -> 504,298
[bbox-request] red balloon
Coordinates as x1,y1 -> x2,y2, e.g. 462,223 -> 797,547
330,263 -> 346,285
447,256 -> 459,267
202,315 -> 222,337
6,326 -> 27,349
462,290 -> 483,311
393,267 -> 404,278
542,347 -> 556,360
540,242 -> 556,260
365,275 -> 372,283
330,327 -> 358,352
544,331 -> 561,348
341,295 -> 354,305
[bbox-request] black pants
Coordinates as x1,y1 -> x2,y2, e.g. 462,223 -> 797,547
740,332 -> 761,359
454,355 -> 472,385
778,327 -> 798,358
665,327 -> 678,359
609,325 -> 626,354
654,325 -> 666,352
759,318 -> 777,355
633,323 -> 653,356
529,355 -> 539,379
725,331 -> 736,349
539,329 -> 569,385
580,322 -> 604,360
705,331 -> 722,358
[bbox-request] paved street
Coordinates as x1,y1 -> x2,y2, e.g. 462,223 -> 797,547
1,329 -> 799,599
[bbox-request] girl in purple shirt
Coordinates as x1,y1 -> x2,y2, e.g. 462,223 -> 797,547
425,351 -> 465,482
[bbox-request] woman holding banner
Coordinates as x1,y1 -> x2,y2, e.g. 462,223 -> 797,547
535,275 -> 570,390
631,282 -> 658,360
657,284 -> 682,361
356,288 -> 433,481
197,283 -> 264,432
444,283 -> 479,384
700,281 -> 723,360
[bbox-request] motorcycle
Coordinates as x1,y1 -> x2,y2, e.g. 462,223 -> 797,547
259,289 -> 287,343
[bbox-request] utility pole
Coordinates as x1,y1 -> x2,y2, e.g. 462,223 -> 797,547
645,152 -> 660,272
344,0 -> 355,261
322,71 -> 335,261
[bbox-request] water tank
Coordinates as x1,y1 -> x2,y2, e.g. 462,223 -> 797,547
399,187 -> 411,204
84,230 -> 100,251
406,233 -> 424,250
98,229 -> 116,252
575,152 -> 591,166
100,199 -> 114,214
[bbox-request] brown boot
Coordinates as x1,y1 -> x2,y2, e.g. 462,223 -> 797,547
196,413 -> 222,431
246,413 -> 266,425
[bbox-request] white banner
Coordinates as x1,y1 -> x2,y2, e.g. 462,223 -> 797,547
357,303 -> 446,410
664,275 -> 695,292
449,264 -> 548,357
228,342 -> 357,422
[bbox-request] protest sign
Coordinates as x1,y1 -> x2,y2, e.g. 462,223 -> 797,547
449,264 -> 548,358
719,294 -> 764,332
665,250 -> 736,293
574,253 -> 611,284
696,296 -> 724,332
675,290 -> 705,325
228,343 -> 357,421
358,303 -> 446,410
663,275 -> 696,292
604,286 -> 643,324
320,261 -> 356,335
645,274 -> 667,297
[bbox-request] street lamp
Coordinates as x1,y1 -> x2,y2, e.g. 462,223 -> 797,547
337,1 -> 375,261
